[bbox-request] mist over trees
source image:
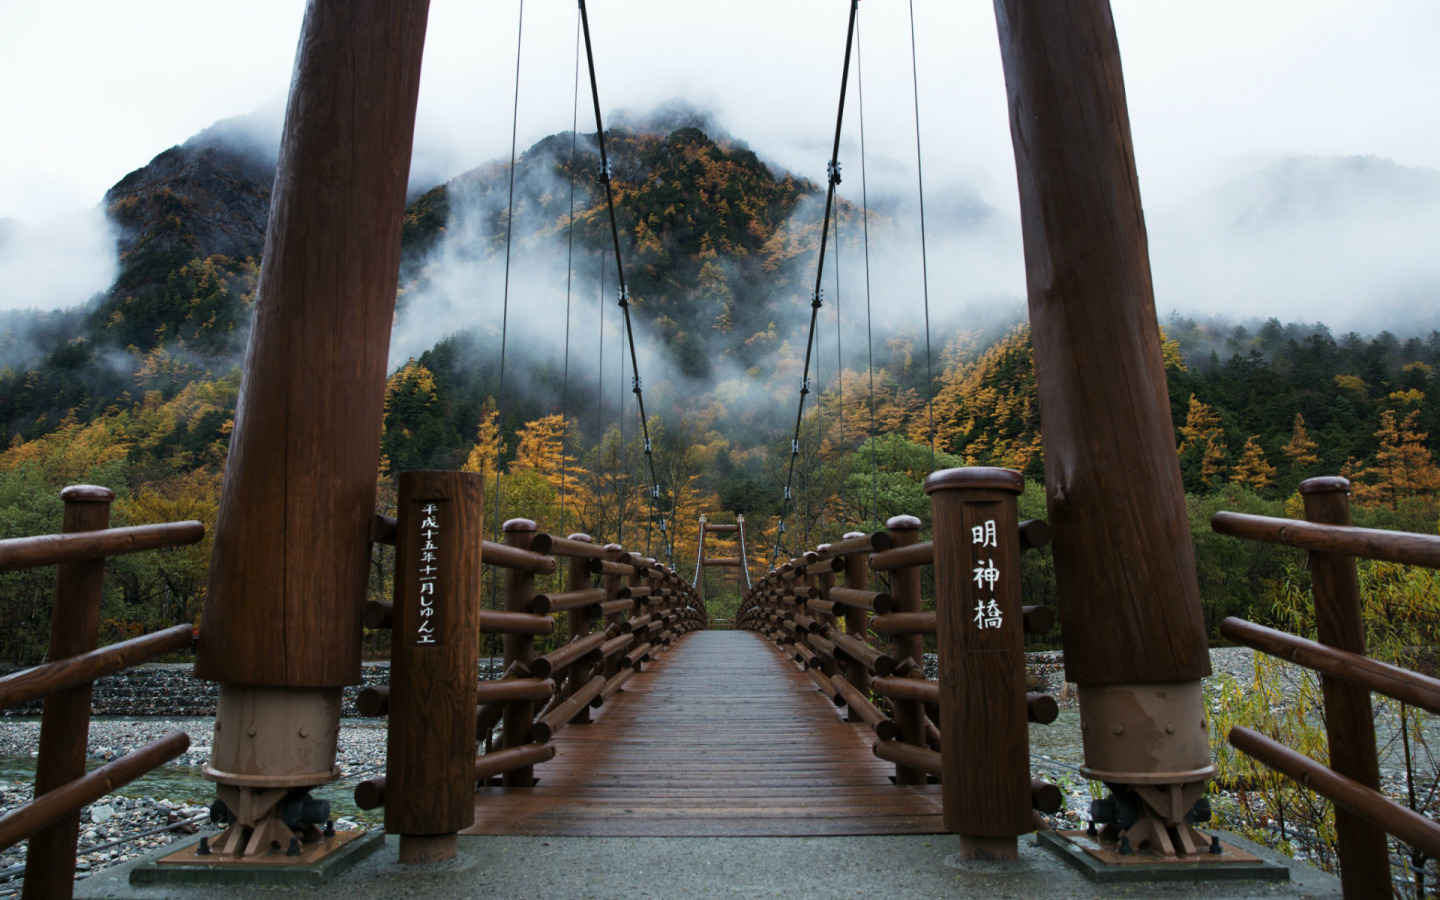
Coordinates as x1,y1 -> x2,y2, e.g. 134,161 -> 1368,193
1,117 -> 1438,660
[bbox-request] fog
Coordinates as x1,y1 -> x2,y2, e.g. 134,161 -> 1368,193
0,208 -> 116,313
1147,155 -> 1440,334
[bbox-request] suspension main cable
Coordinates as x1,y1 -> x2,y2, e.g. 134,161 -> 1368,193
857,11 -> 879,526
771,0 -> 860,568
834,183 -> 845,518
491,0 -> 525,531
578,0 -> 664,554
559,8 -> 581,533
909,0 -> 936,471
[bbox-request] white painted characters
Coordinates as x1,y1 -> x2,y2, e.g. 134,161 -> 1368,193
972,558 -> 1000,591
974,598 -> 1003,630
417,502 -> 439,645
971,519 -> 997,549
970,518 -> 1003,630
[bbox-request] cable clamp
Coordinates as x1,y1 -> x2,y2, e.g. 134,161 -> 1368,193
617,285 -> 629,308
644,438 -> 652,454
800,376 -> 811,396
827,159 -> 842,186
652,484 -> 661,499
791,439 -> 800,456
784,486 -> 793,501
658,518 -> 667,533
598,161 -> 611,184
632,375 -> 642,394
778,520 -> 787,535
811,288 -> 823,309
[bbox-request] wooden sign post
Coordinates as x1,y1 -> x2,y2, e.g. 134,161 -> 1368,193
385,471 -> 484,864
927,468 -> 1031,860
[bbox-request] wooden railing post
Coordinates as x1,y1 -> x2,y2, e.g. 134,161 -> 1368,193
25,485 -> 112,898
602,544 -> 625,680
885,516 -> 926,785
812,547 -> 838,680
926,468 -> 1031,861
502,519 -> 539,787
566,534 -> 595,725
841,533 -> 873,724
384,472 -> 484,864
1300,476 -> 1389,896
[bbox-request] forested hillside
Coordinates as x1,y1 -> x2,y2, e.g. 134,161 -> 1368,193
1,116 -> 1438,661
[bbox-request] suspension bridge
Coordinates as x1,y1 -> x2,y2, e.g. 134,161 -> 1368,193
0,2 -> 1435,898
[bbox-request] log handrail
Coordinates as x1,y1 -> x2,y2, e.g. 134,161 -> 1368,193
0,624 -> 193,711
531,630 -> 611,680
867,540 -> 934,572
827,586 -> 892,614
1212,510 -> 1440,568
530,587 -> 606,615
0,521 -> 204,572
483,610 -> 557,636
1212,475 -> 1439,897
1230,726 -> 1440,859
531,532 -> 610,560
0,487 -> 205,897
0,731 -> 191,854
1220,617 -> 1440,716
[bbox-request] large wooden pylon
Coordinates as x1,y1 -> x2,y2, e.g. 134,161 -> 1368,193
993,0 -> 1208,690
197,0 -> 431,689
993,0 -> 1213,854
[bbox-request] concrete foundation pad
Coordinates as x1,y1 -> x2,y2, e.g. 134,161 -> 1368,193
126,830 -> 383,887
1040,829 -> 1292,884
80,831 -> 1338,900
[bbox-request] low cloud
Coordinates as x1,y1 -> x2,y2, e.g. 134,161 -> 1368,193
1147,155 -> 1440,334
0,207 -> 117,312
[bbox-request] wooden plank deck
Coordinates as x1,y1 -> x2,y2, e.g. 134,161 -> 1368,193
462,629 -> 945,836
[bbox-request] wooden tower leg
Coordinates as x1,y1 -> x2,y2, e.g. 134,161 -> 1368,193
992,0 -> 1213,854
195,0 -> 431,857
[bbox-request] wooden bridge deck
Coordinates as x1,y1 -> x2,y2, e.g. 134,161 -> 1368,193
462,629 -> 944,836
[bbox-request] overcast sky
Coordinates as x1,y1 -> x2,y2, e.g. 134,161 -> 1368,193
2,0 -> 1436,221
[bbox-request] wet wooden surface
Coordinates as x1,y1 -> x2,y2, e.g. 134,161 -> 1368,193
463,630 -> 944,836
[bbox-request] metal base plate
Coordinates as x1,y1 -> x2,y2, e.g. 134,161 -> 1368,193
130,830 -> 383,886
1038,829 -> 1291,884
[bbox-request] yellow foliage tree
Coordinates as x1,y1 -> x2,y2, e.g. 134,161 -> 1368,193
1282,413 -> 1319,470
1178,395 -> 1228,486
510,413 -> 594,535
1231,436 -> 1276,492
927,324 -> 1040,473
1346,409 -> 1440,509
1178,395 -> 1221,454
461,401 -> 503,480
1159,325 -> 1186,372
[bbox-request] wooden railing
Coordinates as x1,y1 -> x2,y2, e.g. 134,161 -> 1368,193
0,485 -> 202,899
354,471 -> 705,860
737,467 -> 1060,858
1212,475 -> 1440,899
